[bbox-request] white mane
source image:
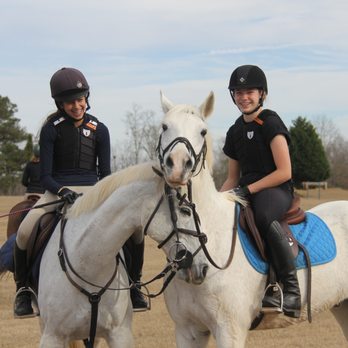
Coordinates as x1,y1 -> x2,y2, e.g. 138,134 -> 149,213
68,162 -> 159,218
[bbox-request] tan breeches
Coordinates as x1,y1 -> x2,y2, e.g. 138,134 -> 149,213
16,186 -> 91,250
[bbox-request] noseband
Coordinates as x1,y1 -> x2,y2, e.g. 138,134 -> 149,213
156,134 -> 207,176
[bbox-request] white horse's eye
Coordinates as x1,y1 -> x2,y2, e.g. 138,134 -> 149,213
201,129 -> 207,137
162,124 -> 168,131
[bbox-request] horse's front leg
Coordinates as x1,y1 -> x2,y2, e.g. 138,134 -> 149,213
106,327 -> 134,348
175,323 -> 211,348
215,324 -> 248,348
39,333 -> 68,348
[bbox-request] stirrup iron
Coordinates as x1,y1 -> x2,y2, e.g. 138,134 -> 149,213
261,282 -> 283,314
14,287 -> 40,319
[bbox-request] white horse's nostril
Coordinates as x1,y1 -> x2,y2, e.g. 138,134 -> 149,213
185,158 -> 193,170
202,264 -> 209,278
166,156 -> 174,168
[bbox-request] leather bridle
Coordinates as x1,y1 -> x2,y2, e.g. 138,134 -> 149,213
156,134 -> 207,177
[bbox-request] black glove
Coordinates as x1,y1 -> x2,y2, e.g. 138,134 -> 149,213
230,186 -> 251,200
58,188 -> 79,204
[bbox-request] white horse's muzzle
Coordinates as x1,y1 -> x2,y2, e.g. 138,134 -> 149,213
177,264 -> 209,284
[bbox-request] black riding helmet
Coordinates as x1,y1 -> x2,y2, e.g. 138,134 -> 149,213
50,67 -> 89,102
228,65 -> 268,115
228,65 -> 268,93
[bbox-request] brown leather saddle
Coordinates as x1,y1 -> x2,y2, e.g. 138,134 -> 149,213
26,211 -> 62,279
239,194 -> 305,262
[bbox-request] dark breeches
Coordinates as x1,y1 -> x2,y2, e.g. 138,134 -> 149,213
250,187 -> 293,238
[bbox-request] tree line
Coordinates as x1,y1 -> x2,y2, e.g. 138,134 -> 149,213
1,94 -> 347,195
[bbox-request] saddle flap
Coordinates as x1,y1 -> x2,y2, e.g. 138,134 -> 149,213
239,205 -> 268,261
26,212 -> 61,266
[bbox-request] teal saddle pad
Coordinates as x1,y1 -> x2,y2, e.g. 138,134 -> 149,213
237,206 -> 336,274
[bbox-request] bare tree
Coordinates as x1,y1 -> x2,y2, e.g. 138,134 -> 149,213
113,104 -> 159,170
312,115 -> 348,188
325,134 -> 348,188
312,115 -> 340,147
142,116 -> 159,161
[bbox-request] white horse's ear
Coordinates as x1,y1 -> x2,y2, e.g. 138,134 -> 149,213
199,91 -> 214,119
160,91 -> 175,113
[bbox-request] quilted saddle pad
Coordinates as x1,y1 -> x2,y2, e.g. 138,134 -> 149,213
237,208 -> 336,274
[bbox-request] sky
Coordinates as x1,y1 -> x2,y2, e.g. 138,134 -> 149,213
1,0 -> 348,146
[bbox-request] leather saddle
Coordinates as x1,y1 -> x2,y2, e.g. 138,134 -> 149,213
26,211 -> 62,289
239,194 -> 305,261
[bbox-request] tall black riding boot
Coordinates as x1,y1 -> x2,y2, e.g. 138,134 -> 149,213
124,238 -> 148,312
262,221 -> 301,318
13,242 -> 33,317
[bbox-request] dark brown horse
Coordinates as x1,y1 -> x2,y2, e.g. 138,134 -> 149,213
6,195 -> 40,238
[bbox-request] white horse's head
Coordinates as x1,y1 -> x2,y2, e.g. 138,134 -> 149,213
149,92 -> 216,284
157,91 -> 214,187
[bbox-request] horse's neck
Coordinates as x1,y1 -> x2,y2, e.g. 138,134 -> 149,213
191,167 -> 220,207
64,182 -> 155,271
182,168 -> 247,275
190,168 -> 235,236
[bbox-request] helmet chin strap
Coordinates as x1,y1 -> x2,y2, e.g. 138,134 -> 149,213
242,101 -> 263,116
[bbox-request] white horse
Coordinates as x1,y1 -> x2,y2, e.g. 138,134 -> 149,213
37,173 -> 161,346
151,91 -> 348,347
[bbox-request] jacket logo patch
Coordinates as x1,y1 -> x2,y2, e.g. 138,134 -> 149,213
83,129 -> 91,137
86,121 -> 97,130
247,131 -> 254,139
